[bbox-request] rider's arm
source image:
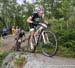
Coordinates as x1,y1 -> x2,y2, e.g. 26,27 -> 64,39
27,16 -> 33,23
43,18 -> 48,24
42,15 -> 48,24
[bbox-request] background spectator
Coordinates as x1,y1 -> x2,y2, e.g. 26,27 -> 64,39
2,26 -> 8,39
12,26 -> 16,36
16,26 -> 20,35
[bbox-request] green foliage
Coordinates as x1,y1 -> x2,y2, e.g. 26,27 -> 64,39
57,29 -> 75,43
58,46 -> 75,58
48,17 -> 75,57
56,29 -> 75,57
14,57 -> 25,65
0,51 -> 8,59
0,51 -> 8,67
14,58 -> 22,64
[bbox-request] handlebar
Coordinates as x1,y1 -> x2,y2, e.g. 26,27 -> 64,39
31,22 -> 51,27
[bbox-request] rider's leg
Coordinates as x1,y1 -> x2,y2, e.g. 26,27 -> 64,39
29,28 -> 35,49
30,29 -> 35,42
29,23 -> 38,49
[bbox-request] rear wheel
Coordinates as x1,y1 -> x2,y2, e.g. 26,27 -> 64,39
40,31 -> 58,57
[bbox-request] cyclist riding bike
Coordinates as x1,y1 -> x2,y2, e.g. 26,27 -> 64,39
15,29 -> 25,51
27,6 -> 48,49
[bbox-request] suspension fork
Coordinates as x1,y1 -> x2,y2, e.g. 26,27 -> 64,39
37,31 -> 42,45
41,31 -> 46,44
34,30 -> 42,45
34,33 -> 38,45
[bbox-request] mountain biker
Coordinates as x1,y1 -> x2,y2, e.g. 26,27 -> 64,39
27,6 -> 48,49
15,29 -> 25,51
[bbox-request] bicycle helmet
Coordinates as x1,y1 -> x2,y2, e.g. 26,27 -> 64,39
34,5 -> 44,13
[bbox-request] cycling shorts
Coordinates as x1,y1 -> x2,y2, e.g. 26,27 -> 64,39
29,23 -> 38,31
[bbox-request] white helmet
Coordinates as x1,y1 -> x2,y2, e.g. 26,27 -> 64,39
34,5 -> 44,13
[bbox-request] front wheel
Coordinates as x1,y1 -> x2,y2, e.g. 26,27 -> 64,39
40,31 -> 58,57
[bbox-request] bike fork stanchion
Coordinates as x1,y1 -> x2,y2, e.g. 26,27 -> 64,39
34,33 -> 38,45
42,32 -> 46,44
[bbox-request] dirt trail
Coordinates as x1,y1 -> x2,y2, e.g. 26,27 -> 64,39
0,32 -> 29,52
0,35 -> 15,51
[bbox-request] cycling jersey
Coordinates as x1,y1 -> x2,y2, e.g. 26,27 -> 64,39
31,13 -> 42,23
29,13 -> 43,31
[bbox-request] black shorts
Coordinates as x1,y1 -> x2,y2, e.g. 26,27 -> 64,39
29,23 -> 38,31
2,32 -> 7,36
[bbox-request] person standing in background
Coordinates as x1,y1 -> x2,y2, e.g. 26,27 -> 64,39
12,26 -> 16,36
2,26 -> 8,39
16,26 -> 20,36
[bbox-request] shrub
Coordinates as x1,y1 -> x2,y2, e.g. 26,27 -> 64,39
0,51 -> 8,67
56,29 -> 75,57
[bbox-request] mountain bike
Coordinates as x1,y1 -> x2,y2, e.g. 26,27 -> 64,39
28,23 -> 58,57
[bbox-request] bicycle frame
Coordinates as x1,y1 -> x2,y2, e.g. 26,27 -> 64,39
34,23 -> 47,45
28,23 -> 57,56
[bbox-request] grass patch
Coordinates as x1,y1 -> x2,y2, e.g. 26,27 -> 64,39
0,51 -> 8,67
36,46 -> 41,53
0,38 -> 4,47
13,56 -> 26,68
